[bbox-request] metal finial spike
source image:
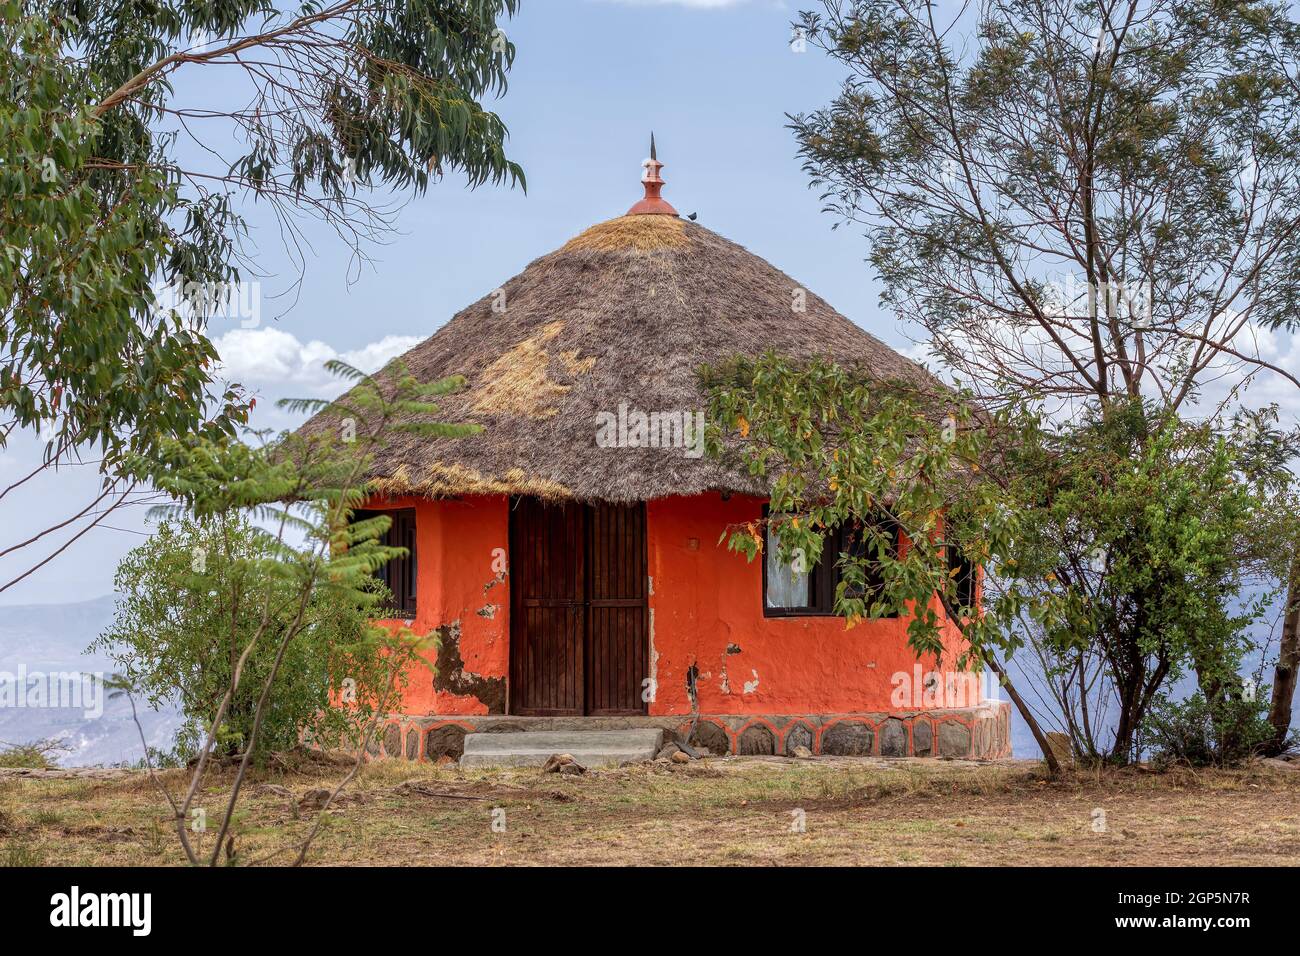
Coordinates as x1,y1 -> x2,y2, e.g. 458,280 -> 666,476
650,132 -> 657,162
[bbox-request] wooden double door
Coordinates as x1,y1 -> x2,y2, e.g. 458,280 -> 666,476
509,497 -> 649,716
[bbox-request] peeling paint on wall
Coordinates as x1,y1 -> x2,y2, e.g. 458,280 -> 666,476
648,607 -> 658,703
643,494 -> 974,716
476,604 -> 498,619
432,620 -> 506,714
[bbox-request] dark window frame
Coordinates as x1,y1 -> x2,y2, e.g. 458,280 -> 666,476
947,543 -> 977,612
354,507 -> 417,617
761,509 -> 900,619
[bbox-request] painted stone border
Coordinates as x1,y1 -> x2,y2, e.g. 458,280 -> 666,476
356,702 -> 1012,762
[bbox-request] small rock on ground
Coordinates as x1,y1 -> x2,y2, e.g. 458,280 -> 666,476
541,753 -> 586,775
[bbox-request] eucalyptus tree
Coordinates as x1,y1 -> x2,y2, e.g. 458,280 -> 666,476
791,0 -> 1300,412
1,0 -> 523,591
789,0 -> 1300,756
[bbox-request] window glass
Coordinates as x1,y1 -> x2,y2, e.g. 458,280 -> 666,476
353,508 -> 417,616
765,524 -> 811,608
761,511 -> 903,617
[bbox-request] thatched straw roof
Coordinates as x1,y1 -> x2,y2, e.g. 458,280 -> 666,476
297,213 -> 937,503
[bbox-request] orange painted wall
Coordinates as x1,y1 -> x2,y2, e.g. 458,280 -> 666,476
367,494 -> 510,716
645,494 -> 977,716
371,492 -> 976,717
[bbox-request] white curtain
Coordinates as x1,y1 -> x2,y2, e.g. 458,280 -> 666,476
765,525 -> 810,608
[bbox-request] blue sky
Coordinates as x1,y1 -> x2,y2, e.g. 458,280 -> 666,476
2,0 -> 920,604
220,0 -> 899,373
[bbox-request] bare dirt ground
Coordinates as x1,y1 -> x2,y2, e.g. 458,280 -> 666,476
2,754 -> 1298,866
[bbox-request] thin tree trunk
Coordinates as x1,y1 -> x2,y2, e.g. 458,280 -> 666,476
983,650 -> 1062,775
936,589 -> 1061,775
1266,552 -> 1300,754
1109,661 -> 1144,764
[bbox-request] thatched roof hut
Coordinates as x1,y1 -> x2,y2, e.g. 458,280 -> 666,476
303,146 -> 1009,761
298,151 -> 935,503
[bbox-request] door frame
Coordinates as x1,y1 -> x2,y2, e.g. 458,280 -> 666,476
507,497 -> 649,717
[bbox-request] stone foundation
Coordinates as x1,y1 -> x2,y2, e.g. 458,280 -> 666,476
369,702 -> 1012,763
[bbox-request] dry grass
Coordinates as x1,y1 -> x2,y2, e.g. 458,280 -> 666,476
370,463 -> 572,501
3,755 -> 1298,867
560,215 -> 689,253
470,320 -> 596,419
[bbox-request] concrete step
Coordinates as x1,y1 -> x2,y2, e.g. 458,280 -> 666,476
459,728 -> 664,768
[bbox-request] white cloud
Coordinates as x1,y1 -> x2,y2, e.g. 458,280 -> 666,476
212,327 -> 421,397
1197,321 -> 1300,423
904,309 -> 1300,427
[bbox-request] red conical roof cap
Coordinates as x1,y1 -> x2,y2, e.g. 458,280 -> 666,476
627,132 -> 679,216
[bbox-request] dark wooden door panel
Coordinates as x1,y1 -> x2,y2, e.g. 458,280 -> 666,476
510,498 -> 648,717
586,606 -> 647,715
510,498 -> 584,716
518,606 -> 583,715
585,502 -> 648,716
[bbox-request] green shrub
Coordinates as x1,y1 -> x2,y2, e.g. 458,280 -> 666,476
0,738 -> 68,769
1,841 -> 44,867
91,514 -> 414,762
1145,691 -> 1282,767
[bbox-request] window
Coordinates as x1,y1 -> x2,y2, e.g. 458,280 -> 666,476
947,544 -> 977,612
765,536 -> 812,609
354,508 -> 417,616
762,515 -> 899,618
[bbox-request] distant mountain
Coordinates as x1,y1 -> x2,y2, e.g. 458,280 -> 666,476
0,596 -> 182,767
